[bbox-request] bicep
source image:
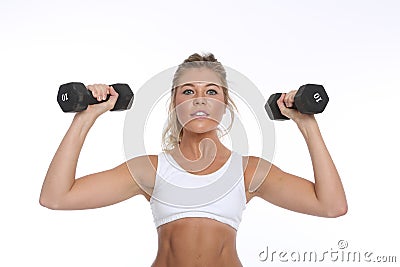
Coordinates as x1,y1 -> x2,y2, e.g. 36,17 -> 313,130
62,162 -> 144,210
251,158 -> 323,216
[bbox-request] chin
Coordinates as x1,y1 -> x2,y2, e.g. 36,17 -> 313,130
184,121 -> 219,134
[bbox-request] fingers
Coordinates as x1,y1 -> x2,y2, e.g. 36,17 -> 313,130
87,84 -> 111,102
84,84 -> 120,116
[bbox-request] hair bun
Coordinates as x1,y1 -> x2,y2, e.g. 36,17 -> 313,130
184,53 -> 218,63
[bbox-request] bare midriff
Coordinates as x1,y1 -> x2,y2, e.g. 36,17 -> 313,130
151,217 -> 243,267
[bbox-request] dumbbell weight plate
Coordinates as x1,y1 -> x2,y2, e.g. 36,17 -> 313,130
57,82 -> 88,112
110,83 -> 134,111
294,84 -> 329,114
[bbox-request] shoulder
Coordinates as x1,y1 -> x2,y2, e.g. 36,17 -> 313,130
241,155 -> 277,200
241,155 -> 272,175
126,154 -> 158,171
125,154 -> 159,200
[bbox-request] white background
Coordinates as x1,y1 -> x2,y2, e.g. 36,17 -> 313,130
1,0 -> 399,266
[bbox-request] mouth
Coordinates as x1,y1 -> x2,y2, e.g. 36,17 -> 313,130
190,110 -> 210,117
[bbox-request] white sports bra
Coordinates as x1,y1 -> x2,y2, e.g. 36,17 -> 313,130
149,151 -> 247,231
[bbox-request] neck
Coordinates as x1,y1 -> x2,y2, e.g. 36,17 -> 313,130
178,130 -> 226,160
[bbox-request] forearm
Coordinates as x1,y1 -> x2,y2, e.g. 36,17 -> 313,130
297,118 -> 347,216
40,114 -> 96,207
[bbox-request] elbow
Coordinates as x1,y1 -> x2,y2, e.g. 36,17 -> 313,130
39,197 -> 55,210
325,203 -> 348,218
39,196 -> 63,210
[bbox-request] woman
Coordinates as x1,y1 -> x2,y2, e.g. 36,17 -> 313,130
40,53 -> 347,267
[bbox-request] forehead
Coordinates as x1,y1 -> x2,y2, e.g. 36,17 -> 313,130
176,67 -> 222,87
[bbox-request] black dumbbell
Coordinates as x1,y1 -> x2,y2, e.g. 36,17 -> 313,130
57,82 -> 134,112
265,84 -> 329,120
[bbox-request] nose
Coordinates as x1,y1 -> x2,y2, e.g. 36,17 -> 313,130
193,97 -> 207,105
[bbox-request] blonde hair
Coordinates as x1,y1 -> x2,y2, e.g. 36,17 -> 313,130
161,53 -> 238,151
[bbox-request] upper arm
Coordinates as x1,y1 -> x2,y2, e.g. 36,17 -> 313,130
245,156 -> 324,216
60,155 -> 157,210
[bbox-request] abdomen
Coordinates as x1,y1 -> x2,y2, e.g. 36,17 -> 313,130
152,217 -> 242,267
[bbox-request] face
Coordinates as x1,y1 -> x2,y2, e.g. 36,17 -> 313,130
174,68 -> 226,134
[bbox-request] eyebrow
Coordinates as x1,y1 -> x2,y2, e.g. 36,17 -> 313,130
178,82 -> 222,88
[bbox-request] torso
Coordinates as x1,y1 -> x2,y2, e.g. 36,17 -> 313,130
139,152 -> 255,267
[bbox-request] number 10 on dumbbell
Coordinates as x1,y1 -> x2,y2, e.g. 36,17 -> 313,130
265,84 -> 329,120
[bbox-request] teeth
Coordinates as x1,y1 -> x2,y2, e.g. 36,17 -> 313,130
194,111 -> 207,116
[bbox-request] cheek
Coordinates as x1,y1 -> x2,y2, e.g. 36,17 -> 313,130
174,100 -> 191,124
211,99 -> 227,116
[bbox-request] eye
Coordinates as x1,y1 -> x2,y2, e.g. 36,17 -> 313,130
182,89 -> 194,95
207,89 -> 218,95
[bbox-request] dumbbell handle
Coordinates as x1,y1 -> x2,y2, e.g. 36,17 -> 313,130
85,85 -> 115,106
93,83 -> 134,111
273,93 -> 298,110
274,87 -> 326,111
265,92 -> 299,121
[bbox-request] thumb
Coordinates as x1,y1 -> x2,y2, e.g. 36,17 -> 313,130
276,93 -> 296,119
108,86 -> 119,106
276,93 -> 288,113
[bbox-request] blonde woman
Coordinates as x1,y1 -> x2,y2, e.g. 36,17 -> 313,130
40,53 -> 347,267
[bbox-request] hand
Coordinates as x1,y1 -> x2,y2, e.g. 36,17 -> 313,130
77,84 -> 119,119
277,91 -> 315,124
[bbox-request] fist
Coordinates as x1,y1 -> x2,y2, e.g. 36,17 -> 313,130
276,91 -> 314,123
82,84 -> 119,117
